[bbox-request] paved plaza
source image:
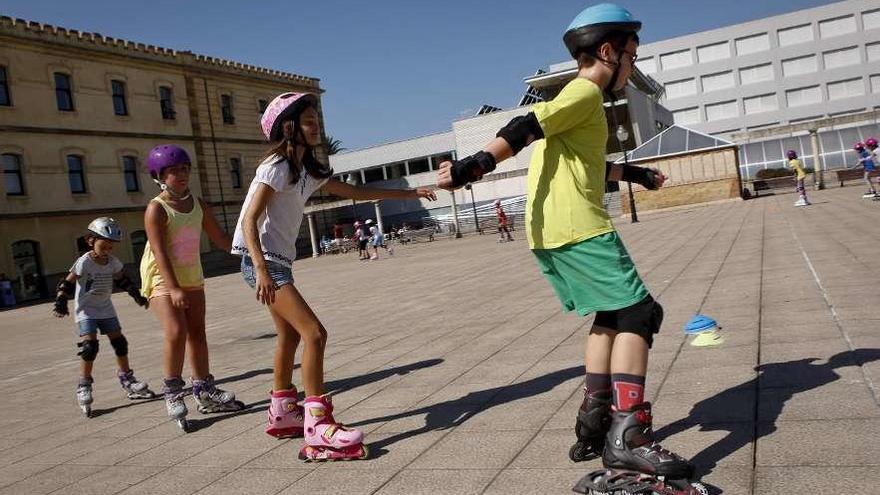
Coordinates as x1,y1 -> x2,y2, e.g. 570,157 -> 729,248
1,187 -> 878,495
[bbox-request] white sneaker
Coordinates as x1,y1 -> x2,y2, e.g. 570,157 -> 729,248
794,198 -> 808,207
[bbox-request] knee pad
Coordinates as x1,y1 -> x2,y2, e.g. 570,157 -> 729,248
78,339 -> 99,362
594,296 -> 663,348
110,335 -> 129,357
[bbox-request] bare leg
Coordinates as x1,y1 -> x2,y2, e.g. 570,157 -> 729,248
269,301 -> 302,391
151,296 -> 188,378
183,289 -> 209,380
269,284 -> 327,396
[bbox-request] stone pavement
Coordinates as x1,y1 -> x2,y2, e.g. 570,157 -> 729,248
1,186 -> 878,495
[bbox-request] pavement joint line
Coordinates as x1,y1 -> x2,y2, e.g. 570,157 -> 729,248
781,199 -> 880,408
368,317 -> 590,495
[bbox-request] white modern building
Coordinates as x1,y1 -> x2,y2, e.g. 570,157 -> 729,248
632,0 -> 880,136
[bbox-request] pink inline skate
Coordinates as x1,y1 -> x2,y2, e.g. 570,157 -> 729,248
266,387 -> 304,438
298,395 -> 368,462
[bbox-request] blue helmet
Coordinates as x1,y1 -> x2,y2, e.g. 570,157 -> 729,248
564,3 -> 641,59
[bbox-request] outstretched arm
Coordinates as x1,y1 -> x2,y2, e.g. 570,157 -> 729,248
322,180 -> 437,201
437,113 -> 544,190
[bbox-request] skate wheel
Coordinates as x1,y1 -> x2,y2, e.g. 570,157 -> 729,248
177,419 -> 191,432
357,444 -> 370,460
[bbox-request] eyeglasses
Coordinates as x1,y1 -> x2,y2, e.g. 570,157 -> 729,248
621,50 -> 638,63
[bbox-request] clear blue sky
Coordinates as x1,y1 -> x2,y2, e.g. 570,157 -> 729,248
2,0 -> 833,150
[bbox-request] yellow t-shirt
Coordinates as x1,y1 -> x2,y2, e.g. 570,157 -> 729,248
526,77 -> 613,249
140,196 -> 204,298
789,158 -> 806,179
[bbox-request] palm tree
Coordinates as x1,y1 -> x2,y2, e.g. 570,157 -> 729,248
323,134 -> 346,155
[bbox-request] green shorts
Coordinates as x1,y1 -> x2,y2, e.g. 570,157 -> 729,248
532,232 -> 649,316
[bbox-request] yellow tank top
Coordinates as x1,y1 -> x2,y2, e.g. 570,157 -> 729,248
140,196 -> 204,297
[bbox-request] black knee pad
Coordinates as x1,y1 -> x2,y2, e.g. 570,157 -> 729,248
594,295 -> 663,348
78,339 -> 99,362
110,335 -> 128,357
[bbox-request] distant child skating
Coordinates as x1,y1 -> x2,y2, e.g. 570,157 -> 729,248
787,150 -> 810,207
53,217 -> 154,417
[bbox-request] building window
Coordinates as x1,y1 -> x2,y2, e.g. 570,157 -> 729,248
159,86 -> 175,120
823,46 -> 860,70
111,80 -> 128,116
867,42 -> 880,63
778,24 -> 813,46
819,15 -> 856,39
782,55 -> 818,77
865,9 -> 880,31
0,66 -> 10,106
786,86 -> 822,107
739,63 -> 774,85
635,57 -> 656,74
67,154 -> 86,193
743,94 -> 778,115
701,71 -> 735,93
735,33 -> 770,55
386,162 -> 407,179
123,155 -> 139,192
664,78 -> 697,99
659,49 -> 692,71
827,78 -> 865,100
54,72 -> 74,111
131,230 -> 147,263
2,153 -> 24,196
407,157 -> 430,175
697,42 -> 730,63
872,75 -> 880,94
362,167 -> 385,183
230,157 -> 242,189
258,99 -> 268,114
672,107 -> 700,125
705,100 -> 738,122
221,94 -> 234,124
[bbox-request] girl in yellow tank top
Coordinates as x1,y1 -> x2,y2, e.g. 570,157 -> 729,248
141,144 -> 241,431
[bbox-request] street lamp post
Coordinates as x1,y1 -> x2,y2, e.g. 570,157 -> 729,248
345,173 -> 359,221
464,184 -> 481,234
616,125 -> 638,223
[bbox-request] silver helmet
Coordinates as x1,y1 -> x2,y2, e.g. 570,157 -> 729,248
87,217 -> 122,242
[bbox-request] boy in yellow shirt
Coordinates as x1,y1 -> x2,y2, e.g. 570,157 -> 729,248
438,4 -> 703,493
787,150 -> 810,207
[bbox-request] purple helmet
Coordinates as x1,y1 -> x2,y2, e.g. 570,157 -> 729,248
855,142 -> 866,151
786,150 -> 797,160
147,144 -> 191,179
867,137 -> 878,150
260,92 -> 318,142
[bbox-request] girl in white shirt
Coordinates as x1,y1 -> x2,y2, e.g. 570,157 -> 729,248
232,92 -> 435,461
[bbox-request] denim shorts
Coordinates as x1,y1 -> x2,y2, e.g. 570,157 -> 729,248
77,317 -> 122,336
241,255 -> 294,289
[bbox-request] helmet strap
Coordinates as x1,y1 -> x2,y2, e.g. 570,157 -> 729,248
153,178 -> 191,201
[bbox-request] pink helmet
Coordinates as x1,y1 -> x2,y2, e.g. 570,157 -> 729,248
855,142 -> 866,151
260,92 -> 318,142
867,137 -> 878,150
786,150 -> 797,160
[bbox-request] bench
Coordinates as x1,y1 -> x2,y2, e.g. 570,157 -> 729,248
398,228 -> 435,244
751,176 -> 797,197
836,168 -> 879,187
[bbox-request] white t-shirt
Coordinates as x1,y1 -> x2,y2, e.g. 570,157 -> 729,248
231,156 -> 329,267
369,225 -> 381,242
71,253 -> 123,322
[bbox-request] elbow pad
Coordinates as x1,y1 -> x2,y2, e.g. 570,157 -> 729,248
496,113 -> 544,155
449,151 -> 497,187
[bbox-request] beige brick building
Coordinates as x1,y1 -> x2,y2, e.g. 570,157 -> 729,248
0,16 -> 322,304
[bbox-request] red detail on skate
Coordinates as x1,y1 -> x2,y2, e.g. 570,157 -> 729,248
265,425 -> 304,438
635,408 -> 652,424
613,381 -> 645,411
298,443 -> 369,462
